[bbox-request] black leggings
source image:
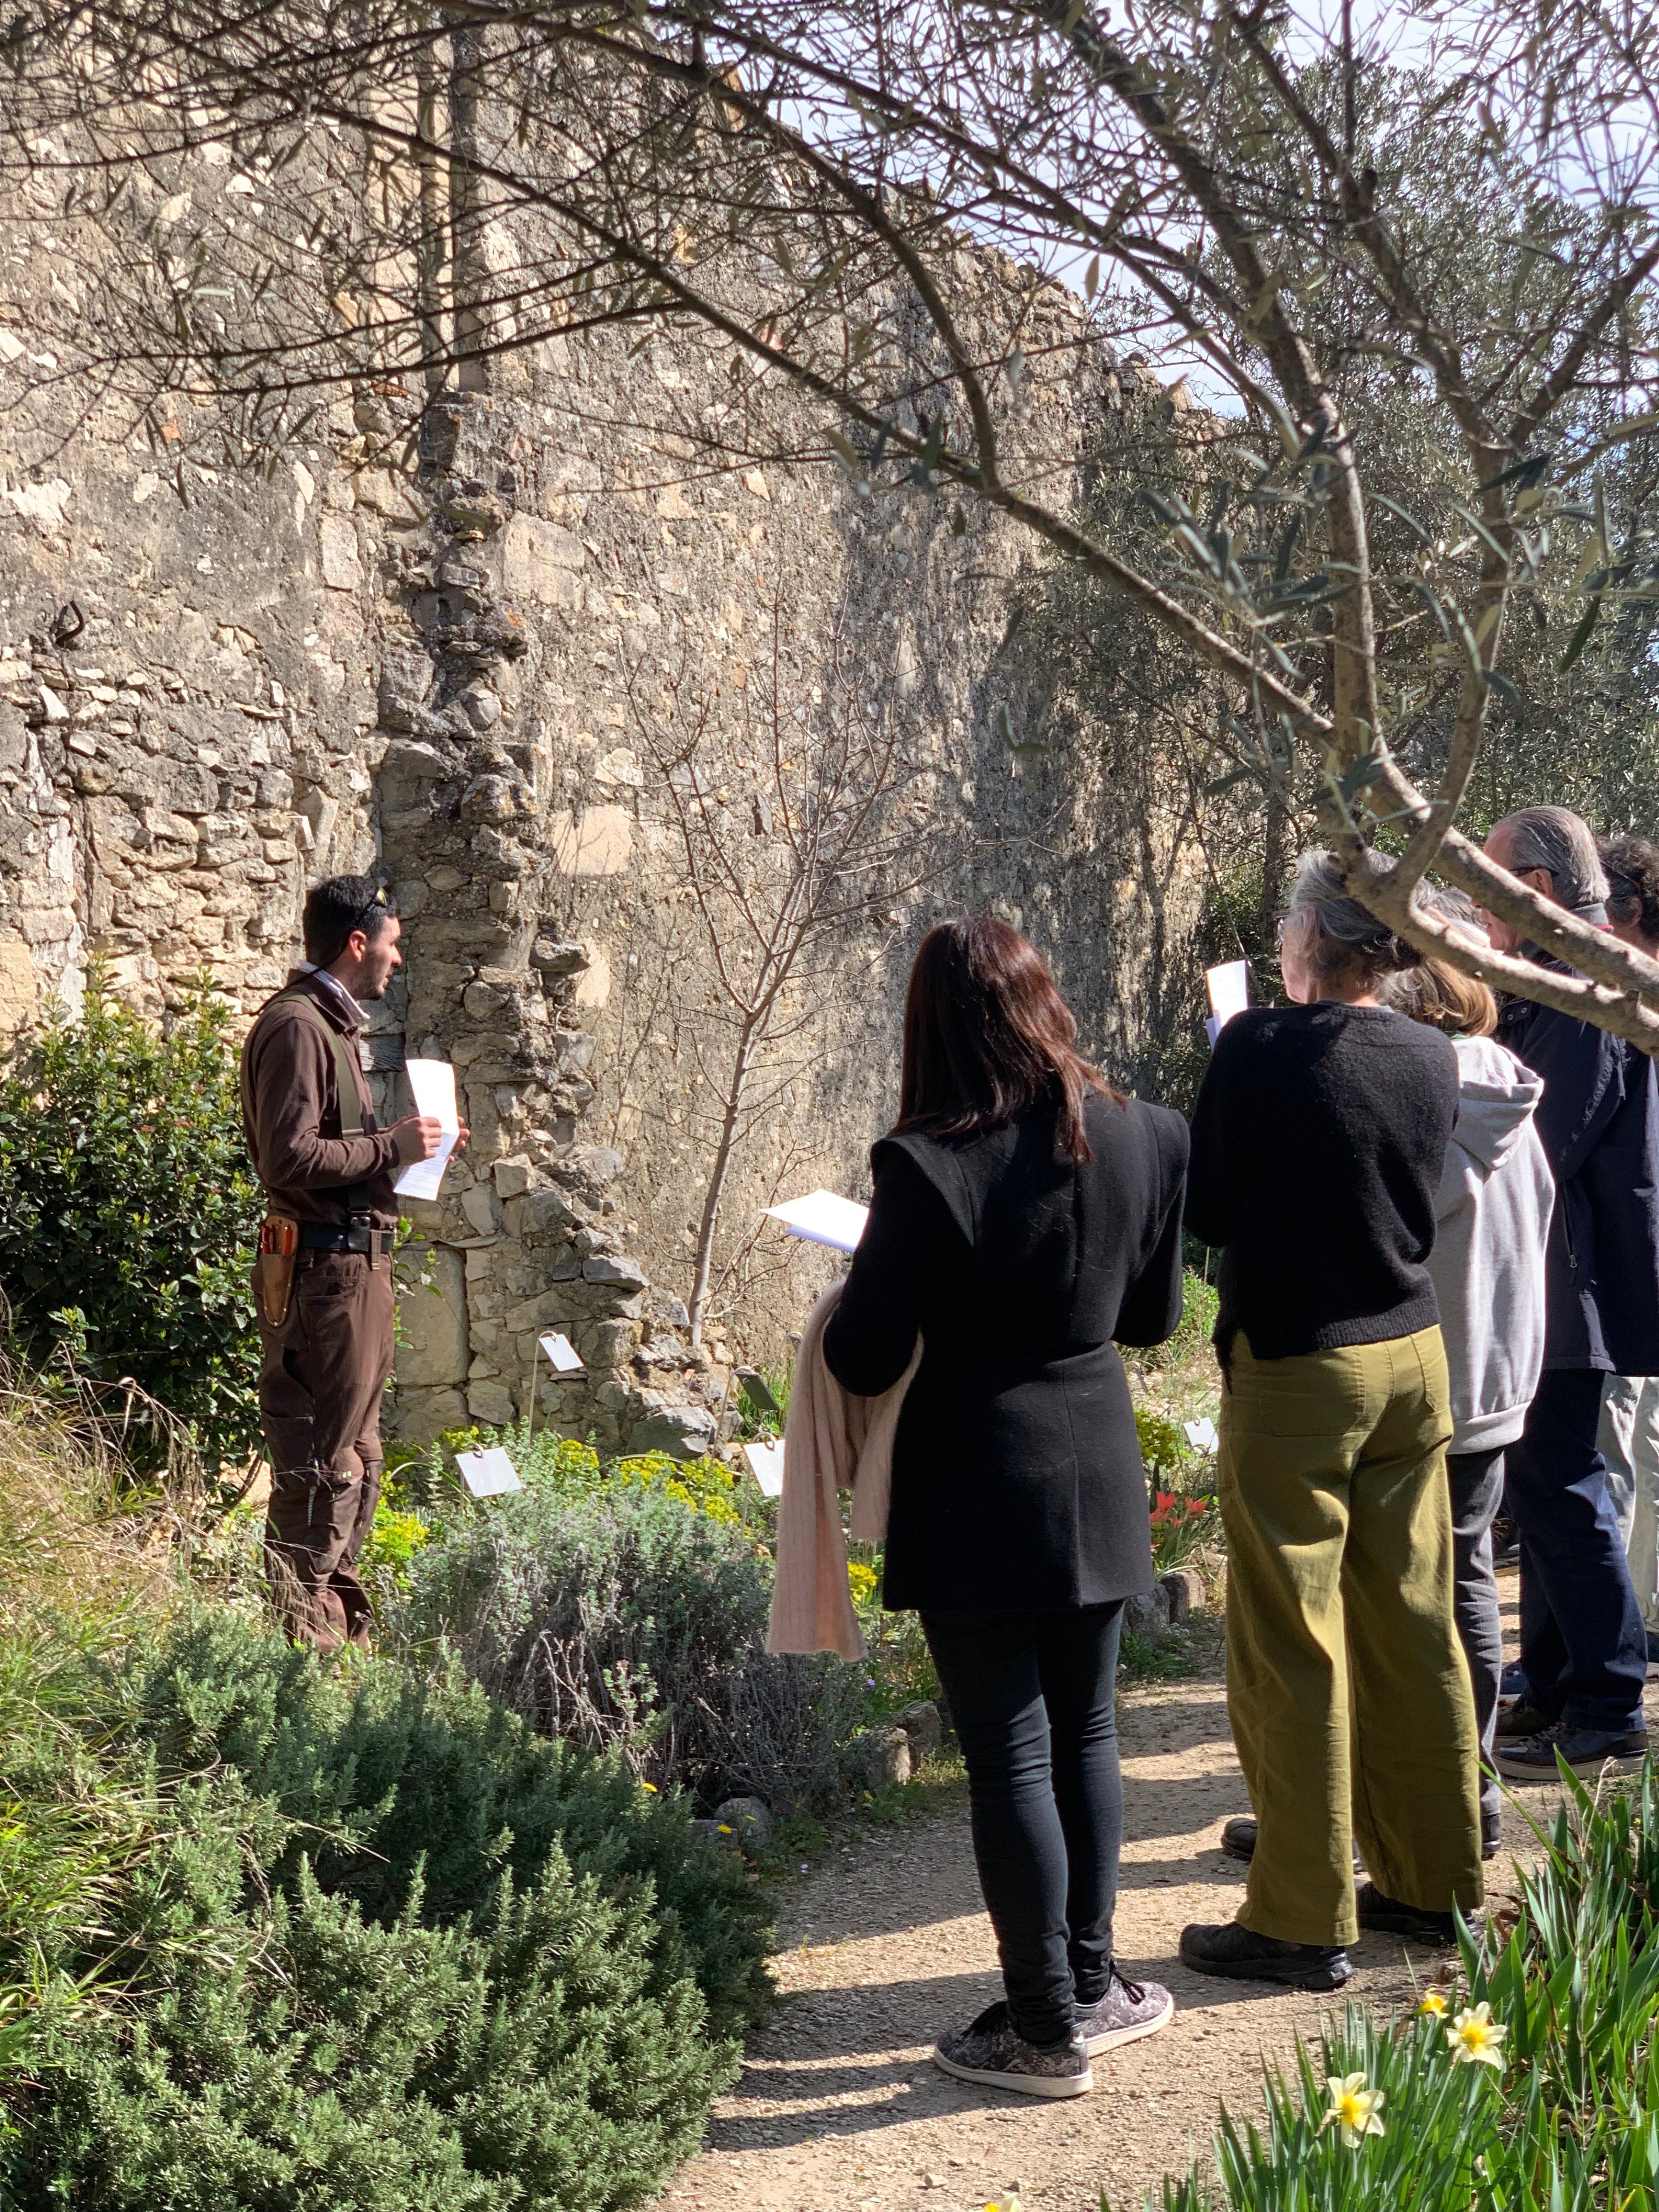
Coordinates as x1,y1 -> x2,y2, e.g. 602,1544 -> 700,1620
920,1602 -> 1125,2047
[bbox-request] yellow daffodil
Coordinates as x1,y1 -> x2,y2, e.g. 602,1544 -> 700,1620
1318,2072 -> 1386,2148
640,1781 -> 657,1793
1417,1990 -> 1448,2018
1447,2003 -> 1508,2069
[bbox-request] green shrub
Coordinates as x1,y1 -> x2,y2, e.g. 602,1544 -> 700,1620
131,1610 -> 775,2040
1,1608 -> 769,2210
8,1791 -> 725,2212
0,970 -> 262,1467
388,1476 -> 868,1814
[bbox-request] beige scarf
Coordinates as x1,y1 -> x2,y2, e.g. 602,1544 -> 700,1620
764,1283 -> 921,1661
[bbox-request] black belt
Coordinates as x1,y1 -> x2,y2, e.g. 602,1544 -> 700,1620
299,1223 -> 396,1257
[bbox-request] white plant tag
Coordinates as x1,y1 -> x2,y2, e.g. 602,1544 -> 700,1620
743,1438 -> 786,1497
456,1446 -> 522,1497
539,1332 -> 585,1373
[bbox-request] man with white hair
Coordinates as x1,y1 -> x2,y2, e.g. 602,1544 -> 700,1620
1481,806 -> 1655,1779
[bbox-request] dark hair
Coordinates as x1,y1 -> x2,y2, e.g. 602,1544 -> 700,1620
302,874 -> 394,966
894,917 -> 1116,1165
1600,834 -> 1659,946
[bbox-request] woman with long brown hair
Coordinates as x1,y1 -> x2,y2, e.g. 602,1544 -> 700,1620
823,916 -> 1188,2099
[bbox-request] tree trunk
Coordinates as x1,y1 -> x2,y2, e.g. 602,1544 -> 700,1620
687,1026 -> 757,1349
448,19 -> 489,392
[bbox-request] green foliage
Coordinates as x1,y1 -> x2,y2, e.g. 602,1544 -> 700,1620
10,1804 -> 724,2212
131,1610 -> 775,2041
0,969 -> 262,1466
388,1474 -> 869,1815
1120,1756 -> 1659,2209
0,1608 -> 770,2211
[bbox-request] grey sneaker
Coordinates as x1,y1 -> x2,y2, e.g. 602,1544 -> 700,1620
933,2000 -> 1092,2099
1074,1966 -> 1175,2056
1492,1723 -> 1649,1781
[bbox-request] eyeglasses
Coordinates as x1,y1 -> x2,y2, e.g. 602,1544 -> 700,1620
351,889 -> 390,929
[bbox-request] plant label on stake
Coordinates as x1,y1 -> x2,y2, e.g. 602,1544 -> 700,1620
539,1333 -> 584,1373
456,1446 -> 522,1498
743,1438 -> 786,1497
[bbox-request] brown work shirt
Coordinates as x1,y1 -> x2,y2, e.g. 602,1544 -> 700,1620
240,969 -> 400,1230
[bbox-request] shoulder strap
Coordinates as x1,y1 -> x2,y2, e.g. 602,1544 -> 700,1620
269,990 -> 364,1136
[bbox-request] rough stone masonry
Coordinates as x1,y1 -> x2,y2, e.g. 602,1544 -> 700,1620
1,190 -> 1205,1451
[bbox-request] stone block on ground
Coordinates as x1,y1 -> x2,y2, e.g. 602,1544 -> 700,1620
846,1725 -> 912,1793
893,1700 -> 943,1759
1123,1584 -> 1171,1638
1159,1566 -> 1206,1624
712,1795 -> 774,1850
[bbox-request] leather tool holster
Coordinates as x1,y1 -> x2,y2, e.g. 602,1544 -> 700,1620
257,1212 -> 301,1327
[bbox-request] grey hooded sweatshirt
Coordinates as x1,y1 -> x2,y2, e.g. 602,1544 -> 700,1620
1430,1034 -> 1556,1453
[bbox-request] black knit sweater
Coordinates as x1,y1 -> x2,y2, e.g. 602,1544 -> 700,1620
1185,1002 -> 1457,1360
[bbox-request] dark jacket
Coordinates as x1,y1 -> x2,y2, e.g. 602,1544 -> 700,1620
240,970 -> 400,1231
1185,1002 -> 1458,1361
1497,969 -> 1659,1374
821,1090 -> 1189,1613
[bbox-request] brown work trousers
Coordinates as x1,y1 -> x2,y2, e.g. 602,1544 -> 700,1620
256,1247 -> 395,1651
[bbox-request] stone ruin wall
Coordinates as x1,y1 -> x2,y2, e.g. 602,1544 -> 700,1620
1,217 -> 1207,1454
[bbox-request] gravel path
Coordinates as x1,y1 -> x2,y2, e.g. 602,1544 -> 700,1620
662,1573 -> 1584,2212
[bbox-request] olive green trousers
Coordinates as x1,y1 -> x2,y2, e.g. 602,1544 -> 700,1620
1221,1326 -> 1484,1947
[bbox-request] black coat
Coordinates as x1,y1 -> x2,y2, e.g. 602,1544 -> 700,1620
1498,972 -> 1659,1375
821,1091 -> 1190,1612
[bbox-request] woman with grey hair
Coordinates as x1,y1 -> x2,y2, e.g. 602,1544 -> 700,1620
1180,850 -> 1483,1991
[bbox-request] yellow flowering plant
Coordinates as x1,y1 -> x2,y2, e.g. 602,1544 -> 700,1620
1317,2071 -> 1387,2148
1446,2002 -> 1508,2070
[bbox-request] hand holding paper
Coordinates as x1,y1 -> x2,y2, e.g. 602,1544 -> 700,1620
394,1059 -> 464,1201
763,1189 -> 870,1255
1204,960 -> 1251,1051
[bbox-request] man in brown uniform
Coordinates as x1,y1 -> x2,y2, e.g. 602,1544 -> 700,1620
240,875 -> 456,1649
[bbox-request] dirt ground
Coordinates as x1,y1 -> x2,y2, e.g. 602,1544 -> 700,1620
660,1571 -> 1595,2212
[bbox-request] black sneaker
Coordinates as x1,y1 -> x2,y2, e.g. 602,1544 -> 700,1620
1073,1966 -> 1175,2056
1492,1724 -> 1649,1781
1355,1881 -> 1462,1946
932,2000 -> 1092,2099
1179,1920 -> 1352,1991
1494,1699 -> 1556,1740
1220,1815 -> 1362,1874
1490,1513 -> 1520,1568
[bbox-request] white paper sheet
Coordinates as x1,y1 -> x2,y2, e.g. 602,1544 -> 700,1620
763,1189 -> 870,1254
394,1057 -> 460,1201
539,1331 -> 585,1374
743,1438 -> 786,1497
456,1445 -> 523,1498
1204,960 -> 1251,1050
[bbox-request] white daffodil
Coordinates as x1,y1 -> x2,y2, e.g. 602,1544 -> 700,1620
1447,2003 -> 1508,2069
1318,2072 -> 1387,2147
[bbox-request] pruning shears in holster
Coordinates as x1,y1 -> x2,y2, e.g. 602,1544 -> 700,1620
257,1213 -> 301,1328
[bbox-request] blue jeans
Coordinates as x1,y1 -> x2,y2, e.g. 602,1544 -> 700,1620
1508,1369 -> 1648,1734
919,1603 -> 1124,2047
